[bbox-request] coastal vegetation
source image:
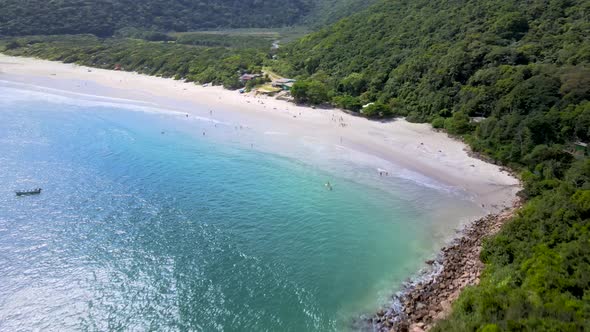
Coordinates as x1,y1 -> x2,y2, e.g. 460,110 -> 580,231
433,158 -> 590,331
0,35 -> 266,89
1,0 -> 589,329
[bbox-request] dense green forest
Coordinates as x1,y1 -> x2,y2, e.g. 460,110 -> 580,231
0,35 -> 266,89
1,0 -> 589,329
0,0 -> 373,37
273,0 -> 590,330
433,158 -> 590,331
0,0 -> 312,36
301,0 -> 378,28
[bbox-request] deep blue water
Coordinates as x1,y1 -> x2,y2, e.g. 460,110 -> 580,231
0,85 -> 481,331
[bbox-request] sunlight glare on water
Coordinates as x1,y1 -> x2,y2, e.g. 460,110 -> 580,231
0,85 -> 482,331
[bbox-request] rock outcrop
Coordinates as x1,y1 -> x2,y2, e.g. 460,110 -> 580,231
371,201 -> 520,331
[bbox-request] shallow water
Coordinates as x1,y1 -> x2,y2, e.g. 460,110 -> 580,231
0,84 -> 482,331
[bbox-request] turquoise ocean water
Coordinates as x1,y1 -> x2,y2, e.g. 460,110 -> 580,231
0,82 -> 482,331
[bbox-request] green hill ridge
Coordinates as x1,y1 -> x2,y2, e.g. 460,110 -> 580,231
0,0 -> 376,37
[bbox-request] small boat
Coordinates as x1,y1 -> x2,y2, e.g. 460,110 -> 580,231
15,188 -> 42,196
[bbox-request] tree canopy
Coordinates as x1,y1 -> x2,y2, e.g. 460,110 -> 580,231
0,0 -> 375,37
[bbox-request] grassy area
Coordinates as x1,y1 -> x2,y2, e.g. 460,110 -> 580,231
171,32 -> 273,49
255,84 -> 282,94
171,27 -> 310,46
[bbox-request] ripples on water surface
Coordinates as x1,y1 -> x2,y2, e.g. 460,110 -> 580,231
0,86 -> 482,331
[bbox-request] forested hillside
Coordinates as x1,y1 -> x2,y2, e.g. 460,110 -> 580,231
302,0 -> 378,28
0,0 -> 312,36
0,0 -> 373,37
273,0 -> 590,329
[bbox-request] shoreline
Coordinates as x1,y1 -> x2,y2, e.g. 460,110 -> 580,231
0,54 -> 520,212
370,198 -> 522,332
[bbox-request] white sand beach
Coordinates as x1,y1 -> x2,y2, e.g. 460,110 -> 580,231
0,54 -> 520,211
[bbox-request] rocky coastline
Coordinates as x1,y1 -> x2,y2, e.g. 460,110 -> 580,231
370,200 -> 521,332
